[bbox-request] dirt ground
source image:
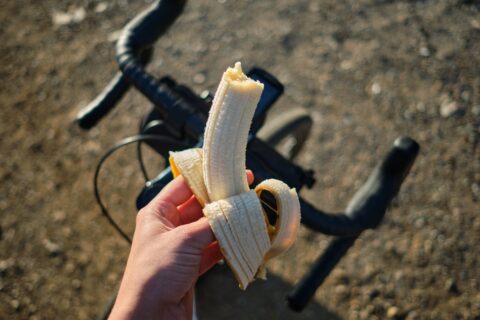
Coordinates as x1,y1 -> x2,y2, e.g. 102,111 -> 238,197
1,0 -> 479,319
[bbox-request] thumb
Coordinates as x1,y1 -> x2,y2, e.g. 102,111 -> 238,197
180,217 -> 216,250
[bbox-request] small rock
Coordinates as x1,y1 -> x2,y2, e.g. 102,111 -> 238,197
406,310 -> 419,320
193,73 -> 206,85
461,90 -> 471,102
108,30 -> 122,42
445,278 -> 460,295
64,262 -> 76,274
472,105 -> 480,116
440,100 -> 464,118
10,299 -> 20,311
94,2 -> 108,13
403,110 -> 415,121
52,7 -> 86,26
77,252 -> 90,266
52,211 -> 66,222
415,102 -> 426,112
387,306 -> 399,318
309,2 -> 321,12
43,239 -> 62,256
472,183 -> 480,198
28,303 -> 37,314
371,82 -> 381,95
471,19 -> 480,30
419,46 -> 430,57
0,259 -> 14,275
72,279 -> 82,290
334,284 -> 348,295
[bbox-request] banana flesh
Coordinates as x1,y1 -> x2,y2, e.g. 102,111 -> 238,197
169,62 -> 301,289
203,63 -> 263,201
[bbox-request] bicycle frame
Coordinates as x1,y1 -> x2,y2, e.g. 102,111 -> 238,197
76,0 -> 419,312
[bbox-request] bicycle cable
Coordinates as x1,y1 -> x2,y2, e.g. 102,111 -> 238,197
94,134 -> 182,244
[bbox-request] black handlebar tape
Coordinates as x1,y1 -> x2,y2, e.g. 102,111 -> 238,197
299,137 -> 419,236
76,47 -> 153,129
76,72 -> 130,129
299,199 -> 364,236
287,136 -> 419,312
345,136 -> 419,227
287,236 -> 357,312
116,0 -> 189,129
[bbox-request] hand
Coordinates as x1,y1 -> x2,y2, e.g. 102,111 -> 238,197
109,171 -> 254,320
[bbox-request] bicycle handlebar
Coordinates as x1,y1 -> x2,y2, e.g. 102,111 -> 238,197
76,0 -> 186,129
76,72 -> 130,129
77,1 -> 421,314
287,136 -> 419,311
116,0 -> 189,126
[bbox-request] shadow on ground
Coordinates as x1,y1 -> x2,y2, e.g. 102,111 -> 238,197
196,263 -> 341,320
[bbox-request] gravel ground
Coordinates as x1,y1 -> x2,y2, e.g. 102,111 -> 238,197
1,0 -> 479,319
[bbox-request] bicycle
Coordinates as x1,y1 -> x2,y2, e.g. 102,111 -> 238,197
75,0 -> 420,317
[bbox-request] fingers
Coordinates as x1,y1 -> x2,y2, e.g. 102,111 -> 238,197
177,196 -> 203,225
151,176 -> 193,208
246,169 -> 254,185
181,217 -> 215,250
199,242 -> 223,275
176,170 -> 255,226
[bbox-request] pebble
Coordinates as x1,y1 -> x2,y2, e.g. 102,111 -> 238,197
419,46 -> 430,57
472,105 -> 480,116
440,100 -> 464,118
43,239 -> 62,256
371,82 -> 381,95
72,279 -> 82,290
193,73 -> 206,85
108,30 -> 122,43
51,7 -> 86,26
94,2 -> 108,13
0,259 -> 14,275
52,211 -> 66,222
415,102 -> 426,112
445,278 -> 460,295
11,299 -> 20,311
387,306 -> 400,318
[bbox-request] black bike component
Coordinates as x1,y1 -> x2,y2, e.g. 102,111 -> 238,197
116,0 -> 190,133
79,1 -> 421,317
344,136 -> 419,227
287,237 -> 357,312
299,199 -> 363,236
76,48 -> 153,129
287,136 -> 420,311
248,67 -> 284,134
76,73 -> 130,129
247,138 -> 316,190
134,136 -> 316,209
257,108 -> 313,160
136,167 -> 174,209
140,118 -> 189,158
94,134 -> 183,244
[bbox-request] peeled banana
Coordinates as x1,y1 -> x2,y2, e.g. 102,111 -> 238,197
169,62 -> 301,289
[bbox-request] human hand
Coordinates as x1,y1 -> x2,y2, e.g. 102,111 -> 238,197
109,171 -> 254,320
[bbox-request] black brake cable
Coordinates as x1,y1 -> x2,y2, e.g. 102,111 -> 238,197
136,141 -> 150,182
94,134 -> 182,244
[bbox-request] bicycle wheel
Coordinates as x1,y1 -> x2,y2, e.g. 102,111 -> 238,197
256,108 -> 313,160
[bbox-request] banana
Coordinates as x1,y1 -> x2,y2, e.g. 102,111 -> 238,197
169,62 -> 301,289
203,62 -> 263,201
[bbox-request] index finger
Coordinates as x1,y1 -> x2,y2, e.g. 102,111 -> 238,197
148,175 -> 193,208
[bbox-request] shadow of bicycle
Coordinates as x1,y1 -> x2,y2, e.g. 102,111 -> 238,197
196,263 -> 342,320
